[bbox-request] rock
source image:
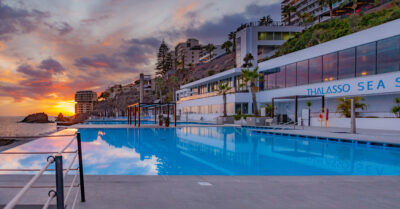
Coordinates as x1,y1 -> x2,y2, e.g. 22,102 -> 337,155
20,113 -> 51,123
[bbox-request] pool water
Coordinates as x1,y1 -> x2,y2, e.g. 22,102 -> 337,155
84,120 -> 212,125
2,127 -> 400,175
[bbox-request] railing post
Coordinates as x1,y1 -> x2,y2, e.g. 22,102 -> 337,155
55,155 -> 65,209
77,132 -> 86,202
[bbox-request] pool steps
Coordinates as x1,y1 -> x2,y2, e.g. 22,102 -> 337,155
244,125 -> 400,149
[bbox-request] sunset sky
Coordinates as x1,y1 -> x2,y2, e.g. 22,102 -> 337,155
0,0 -> 281,116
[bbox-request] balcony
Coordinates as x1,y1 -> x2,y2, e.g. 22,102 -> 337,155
179,88 -> 248,102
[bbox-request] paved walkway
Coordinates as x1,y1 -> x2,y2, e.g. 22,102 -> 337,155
1,175 -> 400,209
252,126 -> 400,145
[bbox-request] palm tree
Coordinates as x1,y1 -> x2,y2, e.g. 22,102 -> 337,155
282,3 -> 296,25
221,41 -> 233,53
217,82 -> 232,117
336,96 -> 367,118
259,16 -> 267,26
204,44 -> 216,61
242,53 -> 254,68
228,32 -> 236,52
168,75 -> 179,101
318,0 -> 339,19
266,15 -> 273,25
351,0 -> 359,14
155,77 -> 165,102
241,66 -> 262,116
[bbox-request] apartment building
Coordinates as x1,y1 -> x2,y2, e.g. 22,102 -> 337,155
75,90 -> 97,114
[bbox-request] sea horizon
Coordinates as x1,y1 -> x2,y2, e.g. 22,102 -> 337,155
0,116 -> 58,137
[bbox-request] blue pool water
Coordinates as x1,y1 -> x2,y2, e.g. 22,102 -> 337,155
2,127 -> 400,175
84,120 -> 212,125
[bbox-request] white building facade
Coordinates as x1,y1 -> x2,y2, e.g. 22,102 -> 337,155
235,24 -> 304,67
177,19 -> 400,129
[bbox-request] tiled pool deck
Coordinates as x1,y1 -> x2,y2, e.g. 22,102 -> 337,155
1,175 -> 400,209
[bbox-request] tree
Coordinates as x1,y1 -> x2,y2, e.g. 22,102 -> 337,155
282,3 -> 296,25
56,113 -> 64,121
217,82 -> 232,117
155,41 -> 172,76
259,15 -> 274,26
168,75 -> 179,101
241,66 -> 262,116
204,44 -> 216,61
155,77 -> 165,102
336,96 -> 367,118
242,53 -> 254,68
391,97 -> 400,118
298,12 -> 316,23
318,0 -> 339,19
228,32 -> 236,52
221,40 -> 233,53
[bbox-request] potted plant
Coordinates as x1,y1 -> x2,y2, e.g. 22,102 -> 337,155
165,117 -> 170,127
158,115 -> 163,126
391,97 -> 400,118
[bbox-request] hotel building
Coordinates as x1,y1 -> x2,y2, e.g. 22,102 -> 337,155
75,90 -> 98,114
281,0 -> 361,24
176,19 -> 400,130
174,38 -> 202,69
235,23 -> 304,67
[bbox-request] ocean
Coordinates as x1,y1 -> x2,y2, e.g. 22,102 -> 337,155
0,116 -> 57,137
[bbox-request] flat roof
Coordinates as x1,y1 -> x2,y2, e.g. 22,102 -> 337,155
258,19 -> 400,72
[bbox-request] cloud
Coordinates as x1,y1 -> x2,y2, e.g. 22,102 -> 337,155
46,22 -> 73,35
119,37 -> 160,65
0,59 -> 67,101
168,2 -> 282,44
0,1 -> 49,41
74,54 -> 119,69
39,58 -> 65,73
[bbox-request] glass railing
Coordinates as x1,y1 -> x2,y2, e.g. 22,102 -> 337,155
179,88 -> 247,102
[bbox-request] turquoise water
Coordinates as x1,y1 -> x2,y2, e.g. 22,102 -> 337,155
84,120 -> 212,125
2,127 -> 400,175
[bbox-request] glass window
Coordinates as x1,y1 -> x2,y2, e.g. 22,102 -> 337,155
338,47 -> 356,79
377,36 -> 400,74
297,60 -> 308,85
276,66 -> 285,88
258,32 -> 267,40
267,72 -> 277,89
242,103 -> 248,114
356,42 -> 376,77
285,63 -> 296,87
309,56 -> 322,84
274,32 -> 282,40
323,52 -> 338,82
258,32 -> 273,40
283,32 -> 290,40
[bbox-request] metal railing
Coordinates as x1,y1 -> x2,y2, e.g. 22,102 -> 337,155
271,121 -> 300,130
1,132 -> 86,209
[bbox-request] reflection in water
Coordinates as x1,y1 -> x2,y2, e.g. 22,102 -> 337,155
1,127 -> 400,175
73,127 -> 400,175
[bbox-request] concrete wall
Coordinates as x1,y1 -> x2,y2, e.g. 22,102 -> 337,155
310,117 -> 400,131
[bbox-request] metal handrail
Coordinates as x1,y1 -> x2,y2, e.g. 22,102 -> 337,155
3,132 -> 86,209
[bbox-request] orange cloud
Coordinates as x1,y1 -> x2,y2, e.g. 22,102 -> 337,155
175,1 -> 197,20
93,61 -> 110,67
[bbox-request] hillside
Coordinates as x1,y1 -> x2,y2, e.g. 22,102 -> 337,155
182,53 -> 236,84
272,2 -> 400,58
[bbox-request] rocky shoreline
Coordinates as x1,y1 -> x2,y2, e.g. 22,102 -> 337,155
20,113 -> 53,123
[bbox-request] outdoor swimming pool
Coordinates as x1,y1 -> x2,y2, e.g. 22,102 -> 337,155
2,127 -> 400,175
84,120 -> 212,125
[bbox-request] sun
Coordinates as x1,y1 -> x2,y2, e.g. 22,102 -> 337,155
49,100 -> 76,116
